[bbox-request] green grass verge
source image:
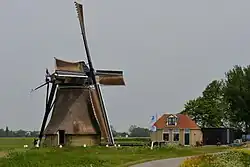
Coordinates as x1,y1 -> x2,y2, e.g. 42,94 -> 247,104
0,137 -> 233,167
0,146 -> 230,167
0,137 -> 150,151
0,137 -> 33,151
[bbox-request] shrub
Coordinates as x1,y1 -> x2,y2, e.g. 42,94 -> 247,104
180,155 -> 215,167
114,137 -> 150,143
165,142 -> 180,149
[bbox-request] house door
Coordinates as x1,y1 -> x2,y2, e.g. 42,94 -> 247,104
184,133 -> 190,145
58,130 -> 65,145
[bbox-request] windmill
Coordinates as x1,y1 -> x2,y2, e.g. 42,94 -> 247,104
32,1 -> 125,147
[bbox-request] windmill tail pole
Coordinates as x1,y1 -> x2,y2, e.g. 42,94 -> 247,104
74,1 -> 114,145
37,82 -> 49,145
38,83 -> 57,146
30,82 -> 49,93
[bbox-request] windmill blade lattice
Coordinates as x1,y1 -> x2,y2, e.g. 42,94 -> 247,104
74,1 -> 115,145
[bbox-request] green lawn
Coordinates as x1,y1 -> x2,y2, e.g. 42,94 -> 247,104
0,137 -> 150,151
0,137 -> 33,151
0,137 -> 231,167
0,146 -> 229,167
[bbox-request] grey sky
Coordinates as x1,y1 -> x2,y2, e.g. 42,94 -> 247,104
0,0 -> 250,132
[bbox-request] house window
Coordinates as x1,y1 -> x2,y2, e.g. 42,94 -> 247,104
173,128 -> 179,141
173,133 -> 179,141
185,128 -> 190,133
167,116 -> 177,126
163,133 -> 169,141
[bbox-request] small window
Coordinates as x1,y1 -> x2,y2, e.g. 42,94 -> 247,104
173,133 -> 179,141
167,117 -> 177,126
163,133 -> 169,141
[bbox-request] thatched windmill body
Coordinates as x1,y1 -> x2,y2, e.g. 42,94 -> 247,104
33,2 -> 125,147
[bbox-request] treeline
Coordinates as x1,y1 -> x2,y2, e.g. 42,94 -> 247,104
111,125 -> 150,137
0,125 -> 150,138
181,65 -> 250,133
0,127 -> 39,137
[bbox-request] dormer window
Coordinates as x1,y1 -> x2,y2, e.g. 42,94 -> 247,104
166,115 -> 177,126
168,117 -> 176,125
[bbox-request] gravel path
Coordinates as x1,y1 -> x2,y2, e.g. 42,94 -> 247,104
130,156 -> 190,167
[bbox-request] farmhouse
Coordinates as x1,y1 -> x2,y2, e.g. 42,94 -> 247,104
150,113 -> 203,146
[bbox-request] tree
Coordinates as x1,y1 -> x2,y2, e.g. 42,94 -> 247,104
128,125 -> 137,133
181,65 -> 250,132
14,130 -> 27,137
5,126 -> 9,137
0,129 -> 5,137
223,65 -> 250,132
118,132 -> 129,137
201,80 -> 227,127
181,97 -> 204,126
128,125 -> 150,137
109,125 -> 128,137
110,125 -> 117,137
30,131 -> 39,137
181,80 -> 225,128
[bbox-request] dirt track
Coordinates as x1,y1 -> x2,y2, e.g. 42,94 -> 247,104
130,156 -> 189,167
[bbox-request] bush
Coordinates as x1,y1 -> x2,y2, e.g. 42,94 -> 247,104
165,142 -> 180,148
180,155 -> 215,167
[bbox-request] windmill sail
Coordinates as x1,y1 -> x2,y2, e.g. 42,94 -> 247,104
89,88 -> 109,140
75,2 -> 85,37
96,70 -> 125,86
54,57 -> 86,72
74,1 -> 115,145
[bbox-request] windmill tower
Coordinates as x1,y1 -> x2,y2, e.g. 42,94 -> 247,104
32,1 -> 125,147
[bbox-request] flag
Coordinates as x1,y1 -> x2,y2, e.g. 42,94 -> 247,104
150,116 -> 155,122
150,114 -> 157,124
149,114 -> 157,132
151,125 -> 156,132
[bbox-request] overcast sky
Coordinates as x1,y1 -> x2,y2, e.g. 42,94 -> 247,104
0,0 -> 250,132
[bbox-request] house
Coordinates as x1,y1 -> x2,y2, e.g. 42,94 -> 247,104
150,113 -> 202,146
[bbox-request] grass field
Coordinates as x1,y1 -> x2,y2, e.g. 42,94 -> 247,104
0,137 -> 150,151
0,137 -> 231,167
0,137 -> 33,151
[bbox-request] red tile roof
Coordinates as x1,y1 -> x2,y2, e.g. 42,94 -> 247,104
154,113 -> 200,129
